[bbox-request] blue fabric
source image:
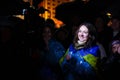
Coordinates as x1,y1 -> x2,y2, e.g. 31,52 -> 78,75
60,44 -> 100,80
69,44 -> 99,57
47,39 -> 65,65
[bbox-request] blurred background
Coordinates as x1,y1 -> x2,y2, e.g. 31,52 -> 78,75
0,0 -> 120,28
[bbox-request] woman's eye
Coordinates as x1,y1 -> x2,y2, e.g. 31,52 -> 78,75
84,32 -> 88,34
78,30 -> 81,32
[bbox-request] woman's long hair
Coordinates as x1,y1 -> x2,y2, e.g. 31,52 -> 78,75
73,22 -> 98,49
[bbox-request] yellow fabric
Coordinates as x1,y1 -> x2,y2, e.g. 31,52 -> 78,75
59,49 -> 69,66
83,54 -> 98,70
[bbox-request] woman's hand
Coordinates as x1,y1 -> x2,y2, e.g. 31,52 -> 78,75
66,54 -> 71,60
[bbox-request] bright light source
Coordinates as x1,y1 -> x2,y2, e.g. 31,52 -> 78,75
106,12 -> 112,18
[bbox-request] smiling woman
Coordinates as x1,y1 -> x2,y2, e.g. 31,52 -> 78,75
59,22 -> 102,80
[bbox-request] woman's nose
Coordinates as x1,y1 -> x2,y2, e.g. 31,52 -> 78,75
80,32 -> 84,36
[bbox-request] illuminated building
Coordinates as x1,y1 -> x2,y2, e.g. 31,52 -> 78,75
38,0 -> 74,28
15,0 -> 74,28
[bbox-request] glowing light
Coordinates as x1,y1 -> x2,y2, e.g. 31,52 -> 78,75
13,15 -> 24,20
52,18 -> 65,28
106,12 -> 112,18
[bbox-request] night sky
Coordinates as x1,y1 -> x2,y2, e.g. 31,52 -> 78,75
0,0 -> 43,15
0,0 -> 120,19
55,0 -> 120,23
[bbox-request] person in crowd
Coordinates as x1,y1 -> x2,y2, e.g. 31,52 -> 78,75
59,22 -> 102,80
38,22 -> 65,80
110,16 -> 120,40
40,24 -> 65,65
54,27 -> 69,51
101,39 -> 120,80
94,14 -> 111,56
100,15 -> 120,57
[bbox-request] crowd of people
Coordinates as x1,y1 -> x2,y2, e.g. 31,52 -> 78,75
0,10 -> 120,80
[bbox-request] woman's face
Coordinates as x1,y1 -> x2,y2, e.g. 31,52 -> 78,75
78,25 -> 89,43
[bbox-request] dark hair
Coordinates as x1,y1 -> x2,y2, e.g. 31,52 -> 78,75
73,22 -> 97,49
